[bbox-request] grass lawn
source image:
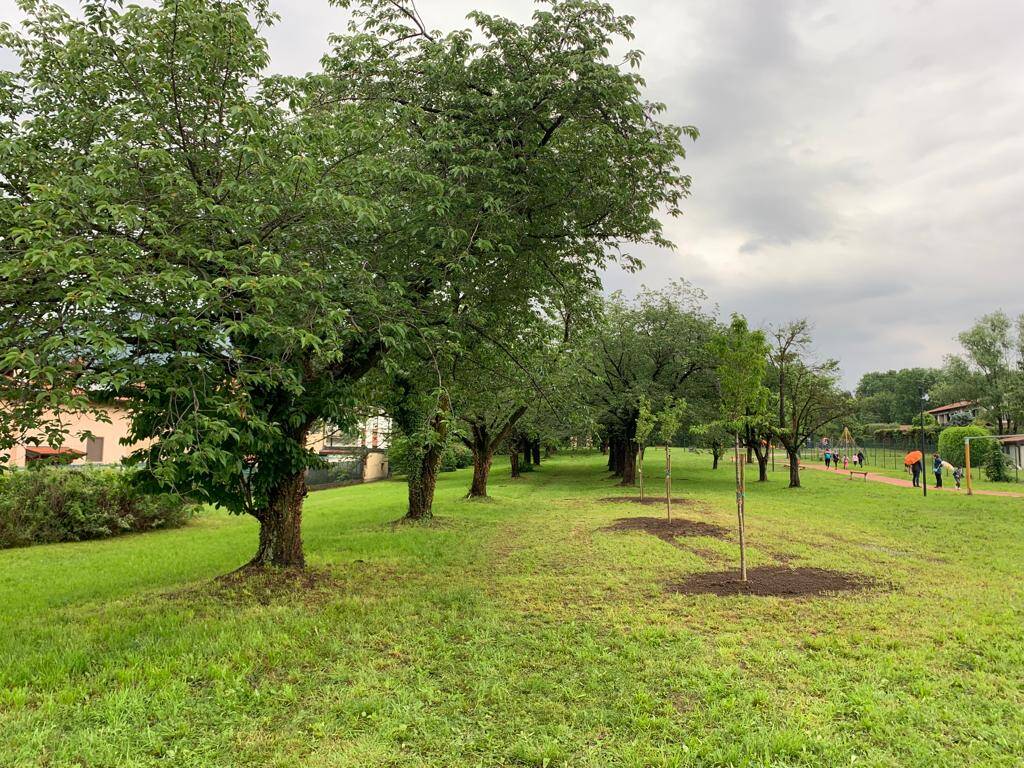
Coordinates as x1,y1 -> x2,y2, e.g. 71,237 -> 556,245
2,451 -> 1023,767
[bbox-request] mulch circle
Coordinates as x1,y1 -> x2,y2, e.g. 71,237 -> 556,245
667,565 -> 872,598
601,516 -> 729,543
193,566 -> 344,606
600,496 -> 694,506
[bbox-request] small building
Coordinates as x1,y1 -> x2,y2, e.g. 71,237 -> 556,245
926,400 -> 980,426
307,415 -> 391,483
998,435 -> 1024,470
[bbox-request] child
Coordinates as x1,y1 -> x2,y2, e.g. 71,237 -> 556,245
953,466 -> 964,491
843,454 -> 849,470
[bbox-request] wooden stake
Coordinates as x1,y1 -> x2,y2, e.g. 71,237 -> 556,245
665,445 -> 671,521
638,446 -> 644,502
735,432 -> 747,581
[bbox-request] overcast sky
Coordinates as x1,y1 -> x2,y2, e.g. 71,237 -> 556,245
2,0 -> 1022,387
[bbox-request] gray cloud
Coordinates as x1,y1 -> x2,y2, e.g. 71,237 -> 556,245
2,0 -> 1021,386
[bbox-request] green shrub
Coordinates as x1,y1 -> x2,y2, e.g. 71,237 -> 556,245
985,448 -> 1012,482
442,444 -> 473,472
937,425 -> 993,468
388,437 -> 471,476
0,468 -> 194,549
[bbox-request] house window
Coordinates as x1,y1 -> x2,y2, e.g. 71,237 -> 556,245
85,436 -> 104,463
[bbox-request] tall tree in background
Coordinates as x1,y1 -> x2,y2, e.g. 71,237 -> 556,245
768,321 -> 852,488
583,282 -> 717,486
956,311 -> 1022,434
712,315 -> 768,581
854,368 -> 941,424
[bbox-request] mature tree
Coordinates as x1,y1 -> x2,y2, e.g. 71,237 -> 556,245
928,356 -> 984,410
326,0 -> 694,518
956,311 -> 1023,434
711,315 -> 769,581
768,321 -> 853,488
451,320 -> 572,499
692,421 -> 730,470
855,368 -> 941,424
0,0 -> 431,568
0,0 -> 694,556
583,282 -> 717,486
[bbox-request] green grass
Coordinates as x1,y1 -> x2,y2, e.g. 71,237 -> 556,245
2,452 -> 1023,767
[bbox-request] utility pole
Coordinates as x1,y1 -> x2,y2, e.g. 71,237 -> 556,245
919,386 -> 929,497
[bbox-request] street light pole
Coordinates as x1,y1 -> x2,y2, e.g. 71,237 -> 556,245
920,387 -> 929,497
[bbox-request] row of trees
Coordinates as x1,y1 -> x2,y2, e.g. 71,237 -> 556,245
0,0 -> 856,576
0,0 -> 692,568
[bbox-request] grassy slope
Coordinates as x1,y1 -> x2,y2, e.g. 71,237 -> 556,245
2,452 -> 1022,767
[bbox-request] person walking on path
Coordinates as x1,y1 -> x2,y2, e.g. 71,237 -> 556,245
911,459 -> 922,487
857,450 -> 865,468
824,450 -> 831,469
933,453 -> 943,489
843,454 -> 849,470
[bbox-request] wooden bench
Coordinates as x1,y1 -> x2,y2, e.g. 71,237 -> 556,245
848,470 -> 869,480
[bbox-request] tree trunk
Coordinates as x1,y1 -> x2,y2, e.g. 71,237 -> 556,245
509,449 -> 521,478
407,443 -> 443,519
637,445 -> 644,501
249,470 -> 307,568
531,440 -> 541,465
751,441 -> 769,482
468,446 -> 493,498
787,448 -> 801,488
600,438 -> 609,455
620,439 -> 638,485
665,445 -> 672,521
521,437 -> 532,466
712,449 -> 720,470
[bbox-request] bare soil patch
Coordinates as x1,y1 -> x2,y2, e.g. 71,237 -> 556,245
601,516 -> 729,545
668,566 -> 872,598
600,496 -> 695,507
166,566 -> 348,607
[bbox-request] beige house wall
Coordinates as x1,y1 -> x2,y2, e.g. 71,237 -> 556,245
5,406 -> 145,468
363,450 -> 389,481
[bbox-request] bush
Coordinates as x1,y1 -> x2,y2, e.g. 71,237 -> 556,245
0,467 -> 194,549
388,436 -> 471,476
985,448 -> 1012,482
442,444 -> 473,472
937,425 -> 993,468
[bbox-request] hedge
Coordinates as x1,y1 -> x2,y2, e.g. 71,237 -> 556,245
0,467 -> 195,549
936,425 -> 993,469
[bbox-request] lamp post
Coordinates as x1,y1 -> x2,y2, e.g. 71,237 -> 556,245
919,387 -> 929,497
